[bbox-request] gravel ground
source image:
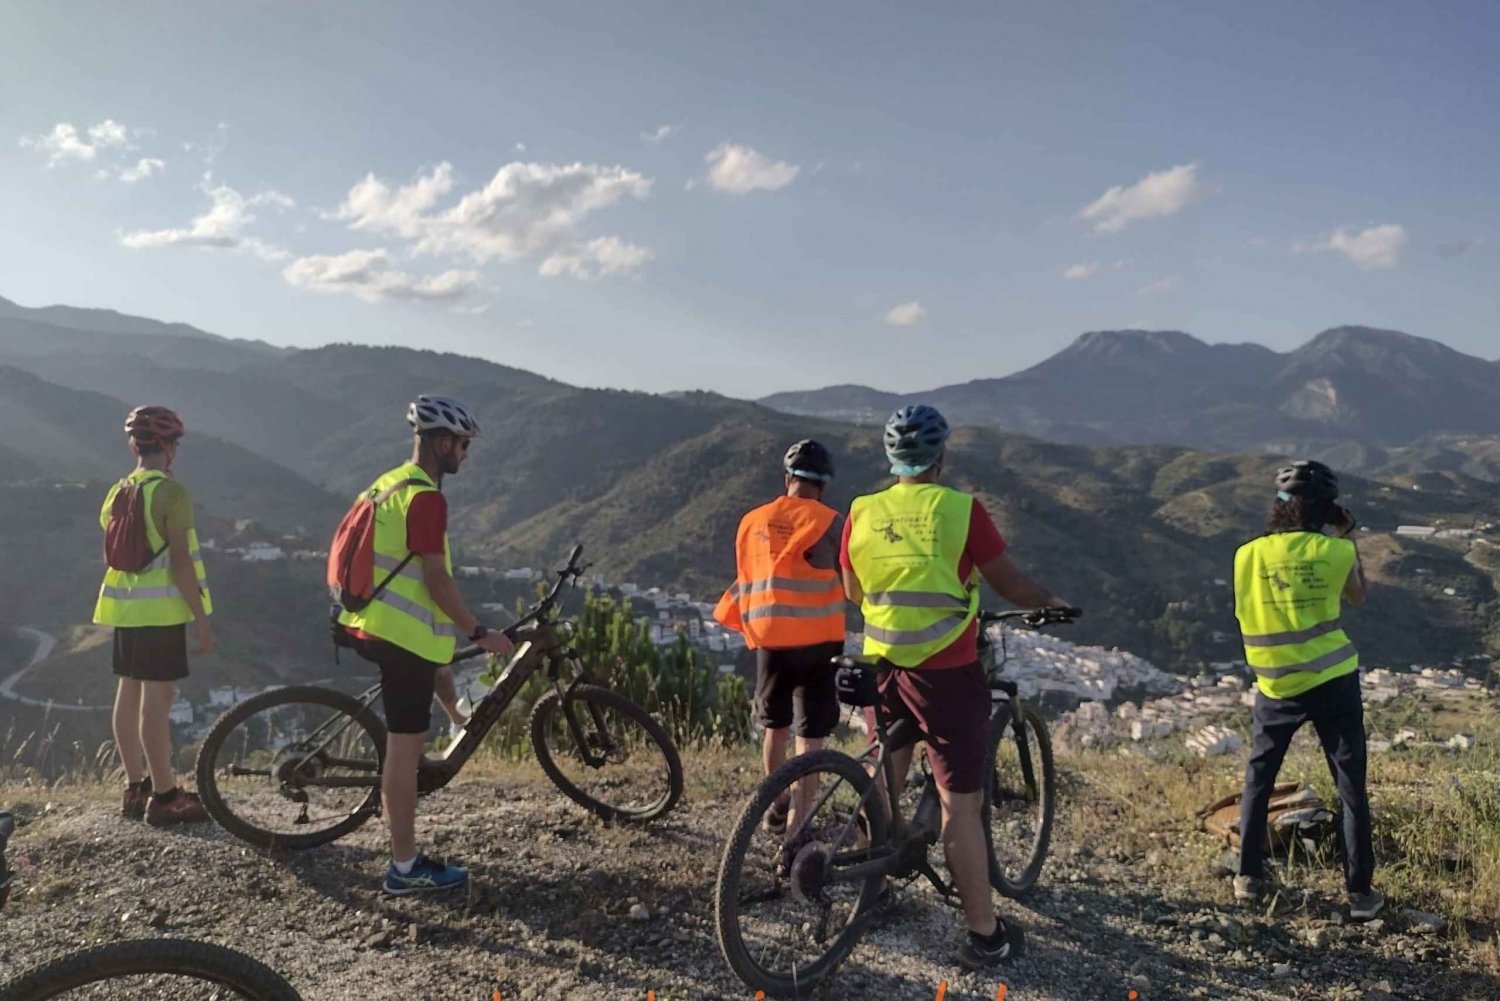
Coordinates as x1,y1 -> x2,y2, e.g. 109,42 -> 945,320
1,758 -> 1496,1001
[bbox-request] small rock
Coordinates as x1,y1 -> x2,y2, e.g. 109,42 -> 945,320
1272,962 -> 1293,977
629,903 -> 651,922
406,924 -> 421,944
1405,910 -> 1446,934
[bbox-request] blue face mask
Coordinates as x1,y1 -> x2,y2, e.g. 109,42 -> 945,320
1276,490 -> 1293,502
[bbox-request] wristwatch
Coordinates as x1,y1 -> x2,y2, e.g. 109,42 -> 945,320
469,624 -> 489,642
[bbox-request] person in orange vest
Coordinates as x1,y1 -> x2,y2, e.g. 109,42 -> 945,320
715,440 -> 846,834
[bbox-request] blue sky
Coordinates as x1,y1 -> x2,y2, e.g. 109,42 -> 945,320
2,2 -> 1496,396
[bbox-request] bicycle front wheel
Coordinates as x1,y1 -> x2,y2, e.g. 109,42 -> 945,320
716,749 -> 889,999
530,684 -> 683,822
0,938 -> 302,1001
196,685 -> 386,851
983,703 -> 1056,897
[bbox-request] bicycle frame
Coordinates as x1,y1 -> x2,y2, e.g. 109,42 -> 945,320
786,678 -> 957,898
277,558 -> 616,797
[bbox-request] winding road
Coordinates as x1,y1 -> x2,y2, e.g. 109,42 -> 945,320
0,627 -> 110,711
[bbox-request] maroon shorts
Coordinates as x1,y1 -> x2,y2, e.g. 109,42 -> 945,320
878,662 -> 990,794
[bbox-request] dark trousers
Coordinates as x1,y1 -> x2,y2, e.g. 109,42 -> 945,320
1237,670 -> 1374,894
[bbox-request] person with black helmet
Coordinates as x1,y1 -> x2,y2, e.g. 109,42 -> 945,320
1233,460 -> 1382,919
714,439 -> 847,833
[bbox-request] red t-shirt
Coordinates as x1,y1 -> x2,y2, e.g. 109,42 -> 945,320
406,491 -> 448,554
841,497 -> 1007,670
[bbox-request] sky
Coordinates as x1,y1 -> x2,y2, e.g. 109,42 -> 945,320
2,2 -> 1496,397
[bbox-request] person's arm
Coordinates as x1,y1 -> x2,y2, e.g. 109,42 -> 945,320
977,552 -> 1066,609
421,555 -> 513,654
167,524 -> 213,655
1342,545 -> 1368,607
839,514 -> 864,604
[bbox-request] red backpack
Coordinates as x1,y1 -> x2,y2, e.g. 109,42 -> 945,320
103,474 -> 169,573
327,478 -> 424,613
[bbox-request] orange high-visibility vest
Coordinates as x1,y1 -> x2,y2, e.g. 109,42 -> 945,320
714,495 -> 845,650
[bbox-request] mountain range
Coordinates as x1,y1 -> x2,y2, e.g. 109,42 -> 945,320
0,293 -> 1496,680
760,326 -> 1500,458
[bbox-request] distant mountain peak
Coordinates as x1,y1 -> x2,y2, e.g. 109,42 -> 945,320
1061,329 -> 1208,359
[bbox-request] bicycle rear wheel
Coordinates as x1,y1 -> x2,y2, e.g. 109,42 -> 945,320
0,938 -> 301,1000
983,703 -> 1056,897
530,684 -> 683,822
196,685 -> 386,851
716,749 -> 888,998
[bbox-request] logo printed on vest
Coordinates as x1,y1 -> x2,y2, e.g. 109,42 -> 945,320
875,519 -> 904,543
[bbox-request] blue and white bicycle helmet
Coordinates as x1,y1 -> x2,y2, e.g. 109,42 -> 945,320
883,404 -> 949,476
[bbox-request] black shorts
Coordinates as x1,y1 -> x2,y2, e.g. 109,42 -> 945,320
112,625 -> 189,683
351,635 -> 440,735
755,641 -> 843,739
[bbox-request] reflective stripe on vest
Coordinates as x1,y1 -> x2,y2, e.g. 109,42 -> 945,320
1234,532 -> 1359,699
847,483 -> 978,668
713,495 -> 844,650
337,463 -> 457,663
93,470 -> 213,628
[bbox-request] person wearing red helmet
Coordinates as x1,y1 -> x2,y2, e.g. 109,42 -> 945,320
93,405 -> 214,825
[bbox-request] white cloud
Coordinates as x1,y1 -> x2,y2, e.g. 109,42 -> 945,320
1138,274 -> 1180,294
283,248 -> 479,303
514,142 -> 526,152
1064,262 -> 1100,280
1078,161 -> 1206,234
87,119 -> 130,148
641,124 -> 678,143
20,123 -> 100,165
333,160 -> 654,278
539,236 -> 654,279
452,302 -> 491,316
885,301 -> 927,326
1294,224 -> 1408,270
705,142 -> 799,194
121,177 -> 293,253
118,157 -> 165,183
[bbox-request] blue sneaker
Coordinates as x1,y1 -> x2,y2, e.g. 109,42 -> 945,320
383,853 -> 469,895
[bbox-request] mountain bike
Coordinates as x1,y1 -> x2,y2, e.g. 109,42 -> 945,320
0,811 -> 302,1000
195,545 -> 684,851
978,606 -> 1076,897
714,606 -> 1079,997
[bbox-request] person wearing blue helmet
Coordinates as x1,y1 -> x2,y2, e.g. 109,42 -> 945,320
842,404 -> 1069,969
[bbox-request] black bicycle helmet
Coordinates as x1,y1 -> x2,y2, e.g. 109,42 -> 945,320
1275,460 -> 1339,501
884,404 -> 950,475
783,439 -> 835,482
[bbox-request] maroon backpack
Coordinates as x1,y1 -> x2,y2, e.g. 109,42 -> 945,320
103,474 -> 169,573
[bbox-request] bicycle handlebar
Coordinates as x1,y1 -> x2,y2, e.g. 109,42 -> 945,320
453,544 -> 588,664
979,606 -> 1082,628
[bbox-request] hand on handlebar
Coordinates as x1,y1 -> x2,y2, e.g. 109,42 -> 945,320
476,630 -> 515,657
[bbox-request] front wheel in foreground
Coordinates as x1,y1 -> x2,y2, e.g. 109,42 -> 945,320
716,749 -> 889,999
196,685 -> 387,852
983,704 -> 1056,897
530,684 -> 683,823
0,939 -> 302,1001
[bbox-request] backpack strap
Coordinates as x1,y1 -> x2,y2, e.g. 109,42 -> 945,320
365,478 -> 431,604
129,472 -> 173,567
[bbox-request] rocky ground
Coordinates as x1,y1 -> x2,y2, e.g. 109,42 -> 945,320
2,752 -> 1496,1001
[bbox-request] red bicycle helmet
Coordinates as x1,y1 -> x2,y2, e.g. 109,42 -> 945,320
124,405 -> 185,445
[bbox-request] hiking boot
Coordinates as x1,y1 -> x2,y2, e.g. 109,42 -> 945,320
1349,889 -> 1385,921
763,794 -> 790,835
956,917 -> 1025,970
121,778 -> 152,820
145,790 -> 209,827
383,853 -> 469,895
1233,875 -> 1265,902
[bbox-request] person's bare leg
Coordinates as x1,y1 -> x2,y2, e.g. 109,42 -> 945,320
763,725 -> 789,777
138,681 -> 177,791
433,666 -> 466,727
786,735 -> 827,834
939,787 -> 997,935
112,678 -> 146,784
383,732 -> 425,862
